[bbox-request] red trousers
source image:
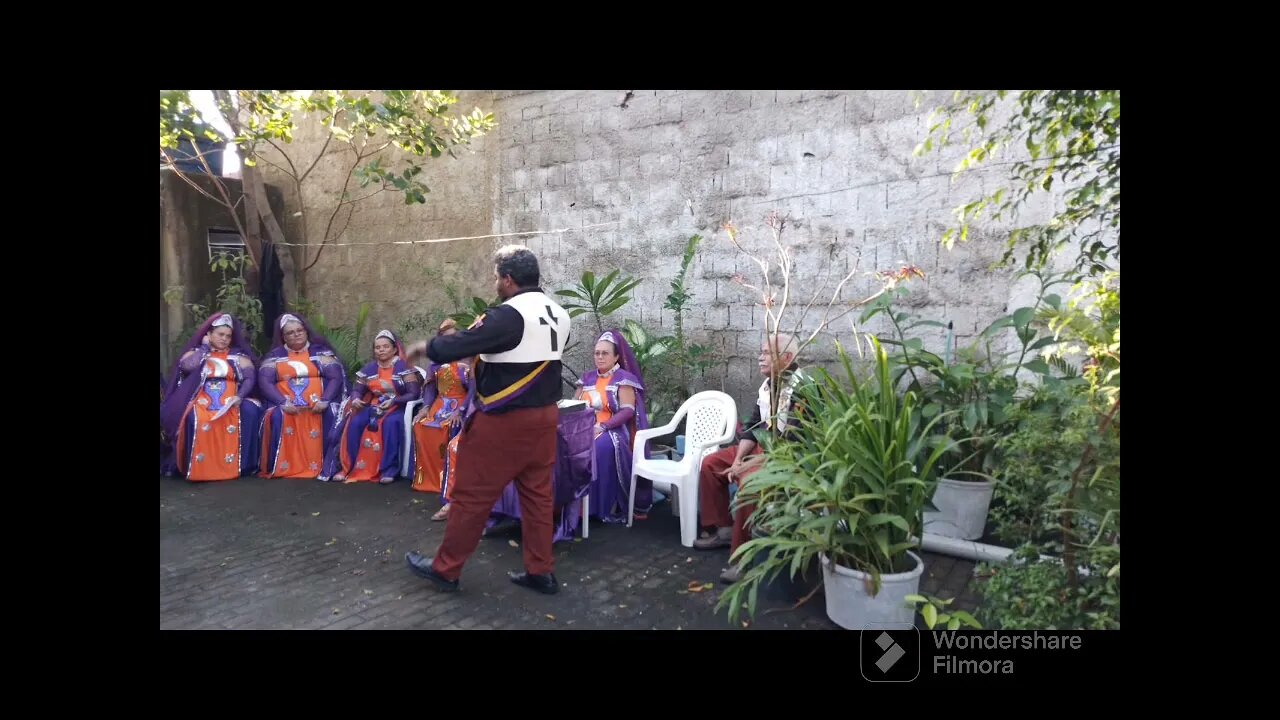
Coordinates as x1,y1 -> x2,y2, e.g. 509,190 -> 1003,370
430,405 -> 559,581
698,444 -> 763,554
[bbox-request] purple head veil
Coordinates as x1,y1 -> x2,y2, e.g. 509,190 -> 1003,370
266,313 -> 341,363
160,313 -> 259,443
598,328 -> 649,433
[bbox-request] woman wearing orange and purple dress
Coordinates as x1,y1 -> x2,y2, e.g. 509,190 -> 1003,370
160,313 -> 263,482
324,329 -> 420,484
257,313 -> 347,480
574,328 -> 653,523
409,322 -> 474,520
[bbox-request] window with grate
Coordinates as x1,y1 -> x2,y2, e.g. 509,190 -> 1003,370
207,228 -> 245,261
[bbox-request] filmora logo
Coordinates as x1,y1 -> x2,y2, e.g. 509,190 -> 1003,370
860,628 -> 921,682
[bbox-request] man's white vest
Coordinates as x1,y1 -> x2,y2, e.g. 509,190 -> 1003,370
480,291 -> 571,364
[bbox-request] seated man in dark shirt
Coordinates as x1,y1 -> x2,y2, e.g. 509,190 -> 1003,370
694,333 -> 805,584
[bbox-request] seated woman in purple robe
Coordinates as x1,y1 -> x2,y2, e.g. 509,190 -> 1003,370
257,313 -> 348,480
324,329 -> 421,484
574,329 -> 653,523
160,313 -> 263,481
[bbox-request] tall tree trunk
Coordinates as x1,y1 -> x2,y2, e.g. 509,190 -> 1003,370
214,89 -> 305,302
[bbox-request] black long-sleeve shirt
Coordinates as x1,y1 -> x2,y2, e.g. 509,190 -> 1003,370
427,288 -> 565,414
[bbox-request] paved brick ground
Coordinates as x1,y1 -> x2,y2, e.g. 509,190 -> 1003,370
160,476 -> 980,630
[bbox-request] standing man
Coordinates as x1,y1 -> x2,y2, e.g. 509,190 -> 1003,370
405,245 -> 571,595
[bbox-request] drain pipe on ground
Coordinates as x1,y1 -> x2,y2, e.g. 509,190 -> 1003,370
920,533 -> 1016,564
918,533 -> 1093,576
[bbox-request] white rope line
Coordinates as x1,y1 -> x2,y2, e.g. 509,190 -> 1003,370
268,220 -> 622,248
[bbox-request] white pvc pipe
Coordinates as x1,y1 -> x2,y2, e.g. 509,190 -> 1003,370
920,532 -> 1016,564
919,533 -> 1095,576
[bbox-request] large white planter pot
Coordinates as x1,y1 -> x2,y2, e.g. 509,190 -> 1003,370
924,478 -> 995,541
821,551 -> 924,630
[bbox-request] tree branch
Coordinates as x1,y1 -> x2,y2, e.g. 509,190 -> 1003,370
306,148 -> 364,271
200,153 -> 262,268
792,245 -> 841,344
251,151 -> 294,180
161,154 -> 223,204
769,217 -> 792,341
246,165 -> 285,261
264,138 -> 299,180
299,119 -> 336,182
343,185 -> 388,206
1061,393 -> 1120,589
796,265 -> 869,358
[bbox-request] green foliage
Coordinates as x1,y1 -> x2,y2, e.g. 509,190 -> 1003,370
978,274 -> 1119,629
449,296 -> 498,330
715,338 -> 957,624
293,300 -> 371,383
866,269 -> 1072,479
904,594 -> 982,630
229,90 -> 494,205
159,90 -> 224,151
630,234 -> 719,426
916,90 -> 1120,280
662,234 -> 706,398
977,549 -> 1119,630
162,252 -> 263,352
554,270 -> 643,337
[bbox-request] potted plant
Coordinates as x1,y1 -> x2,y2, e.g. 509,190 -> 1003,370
716,337 -> 957,630
909,337 -> 1009,541
868,271 -> 1069,541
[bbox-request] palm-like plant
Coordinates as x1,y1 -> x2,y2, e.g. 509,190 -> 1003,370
308,302 -> 371,382
716,337 -> 958,624
554,270 -> 643,337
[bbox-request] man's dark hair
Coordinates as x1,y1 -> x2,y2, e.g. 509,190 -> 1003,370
494,244 -> 540,287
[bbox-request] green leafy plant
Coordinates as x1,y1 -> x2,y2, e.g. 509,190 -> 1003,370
619,319 -> 676,426
911,89 -> 1120,630
448,296 -> 496,329
621,320 -> 672,379
555,270 -> 643,337
979,274 -> 1119,629
915,90 -> 1120,280
210,252 -> 264,347
715,337 -> 958,624
162,251 -> 264,353
161,89 -> 495,297
662,234 -> 715,400
976,549 -> 1119,630
299,301 -> 371,383
905,594 -> 982,630
867,268 -> 1072,481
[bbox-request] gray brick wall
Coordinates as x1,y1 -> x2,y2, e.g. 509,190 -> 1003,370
271,90 -> 1102,400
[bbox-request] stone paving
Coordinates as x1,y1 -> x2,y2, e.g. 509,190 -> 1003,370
160,476 -> 980,630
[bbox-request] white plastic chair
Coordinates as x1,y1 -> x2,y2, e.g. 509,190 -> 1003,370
628,390 -> 737,547
400,366 -> 429,478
